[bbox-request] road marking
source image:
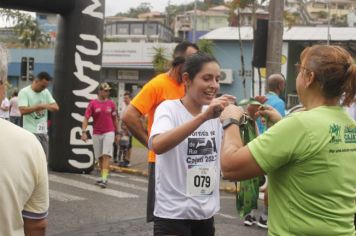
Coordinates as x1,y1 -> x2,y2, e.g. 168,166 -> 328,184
217,213 -> 237,219
127,177 -> 148,184
50,190 -> 86,202
110,172 -> 148,184
110,172 -> 127,178
81,175 -> 147,192
49,174 -> 138,199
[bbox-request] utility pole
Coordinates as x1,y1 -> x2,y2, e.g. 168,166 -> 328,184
265,0 -> 284,92
327,0 -> 331,45
192,0 -> 197,43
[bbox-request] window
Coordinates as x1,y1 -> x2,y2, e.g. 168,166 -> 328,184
130,24 -> 143,35
117,24 -> 129,34
105,25 -> 112,36
145,23 -> 157,35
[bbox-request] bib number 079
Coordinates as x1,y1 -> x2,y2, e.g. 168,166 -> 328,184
194,175 -> 211,188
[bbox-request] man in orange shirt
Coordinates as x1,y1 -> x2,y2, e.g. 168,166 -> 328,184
122,41 -> 198,222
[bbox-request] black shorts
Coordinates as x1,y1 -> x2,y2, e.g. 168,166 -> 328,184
154,216 -> 215,236
146,162 -> 155,222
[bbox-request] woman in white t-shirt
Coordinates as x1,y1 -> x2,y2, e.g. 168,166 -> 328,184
0,95 -> 9,120
149,52 -> 235,236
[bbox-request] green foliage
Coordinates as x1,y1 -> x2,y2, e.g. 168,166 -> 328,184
284,10 -> 298,28
103,37 -> 126,42
0,9 -> 51,48
152,47 -> 169,74
197,39 -> 214,55
115,2 -> 152,18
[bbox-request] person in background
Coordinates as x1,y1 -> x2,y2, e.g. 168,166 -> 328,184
122,41 -> 199,222
18,71 -> 59,159
220,44 -> 356,235
346,102 -> 356,120
0,93 -> 9,120
0,43 -> 49,236
9,90 -> 22,126
81,82 -> 120,189
118,91 -> 133,167
149,52 -> 235,235
244,74 -> 286,229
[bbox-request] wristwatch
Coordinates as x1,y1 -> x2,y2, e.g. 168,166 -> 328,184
222,118 -> 241,129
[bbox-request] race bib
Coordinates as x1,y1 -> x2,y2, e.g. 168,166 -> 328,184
36,121 -> 47,133
186,165 -> 216,196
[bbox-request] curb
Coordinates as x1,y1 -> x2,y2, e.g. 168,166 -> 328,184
110,165 -> 237,194
110,165 -> 148,177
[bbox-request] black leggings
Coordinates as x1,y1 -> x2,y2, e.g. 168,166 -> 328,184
154,216 -> 215,236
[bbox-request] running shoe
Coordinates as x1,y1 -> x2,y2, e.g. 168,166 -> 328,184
257,216 -> 268,229
244,214 -> 257,226
98,180 -> 108,189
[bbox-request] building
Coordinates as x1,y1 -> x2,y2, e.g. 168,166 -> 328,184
174,6 -> 229,42
235,8 -> 269,26
104,17 -> 174,43
138,12 -> 166,25
305,0 -> 356,25
6,42 -> 177,103
347,11 -> 356,26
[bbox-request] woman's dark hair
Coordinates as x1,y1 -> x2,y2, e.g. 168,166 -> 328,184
301,45 -> 356,106
182,52 -> 219,80
12,90 -> 18,97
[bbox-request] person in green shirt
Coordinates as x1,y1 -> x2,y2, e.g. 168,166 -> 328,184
18,72 -> 59,159
220,44 -> 356,236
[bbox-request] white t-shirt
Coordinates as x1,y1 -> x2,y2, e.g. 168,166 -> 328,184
0,97 -> 10,118
149,99 -> 222,220
9,96 -> 21,117
0,119 -> 49,236
346,103 -> 356,120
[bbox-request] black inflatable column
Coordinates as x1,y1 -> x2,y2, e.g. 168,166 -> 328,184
49,0 -> 105,173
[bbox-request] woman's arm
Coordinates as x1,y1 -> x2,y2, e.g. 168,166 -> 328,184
151,112 -> 208,154
151,95 -> 234,154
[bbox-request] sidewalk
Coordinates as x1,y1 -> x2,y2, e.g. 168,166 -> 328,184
110,147 -> 237,193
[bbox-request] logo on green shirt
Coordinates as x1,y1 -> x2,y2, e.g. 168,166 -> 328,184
344,125 -> 356,144
329,123 -> 342,144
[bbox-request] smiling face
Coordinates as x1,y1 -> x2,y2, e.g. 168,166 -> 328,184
185,61 -> 221,106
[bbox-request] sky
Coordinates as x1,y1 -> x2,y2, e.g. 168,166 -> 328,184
105,0 -> 191,16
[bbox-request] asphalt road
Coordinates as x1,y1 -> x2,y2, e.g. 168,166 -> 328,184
47,171 -> 267,236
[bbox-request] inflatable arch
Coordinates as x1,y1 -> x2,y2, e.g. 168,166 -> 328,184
0,0 -> 105,173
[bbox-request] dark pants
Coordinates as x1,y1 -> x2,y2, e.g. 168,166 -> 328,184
147,162 -> 155,223
154,216 -> 215,236
10,116 -> 22,127
34,133 -> 49,161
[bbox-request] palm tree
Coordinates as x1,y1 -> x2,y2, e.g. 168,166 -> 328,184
197,39 -> 214,55
152,47 -> 169,74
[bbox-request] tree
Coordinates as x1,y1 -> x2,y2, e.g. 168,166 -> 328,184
115,2 -> 152,18
0,9 -> 51,48
226,0 -> 256,98
197,39 -> 214,55
152,47 -> 169,74
204,0 -> 225,7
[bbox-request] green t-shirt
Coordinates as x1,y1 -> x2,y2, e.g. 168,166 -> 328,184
248,106 -> 356,236
18,85 -> 56,134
